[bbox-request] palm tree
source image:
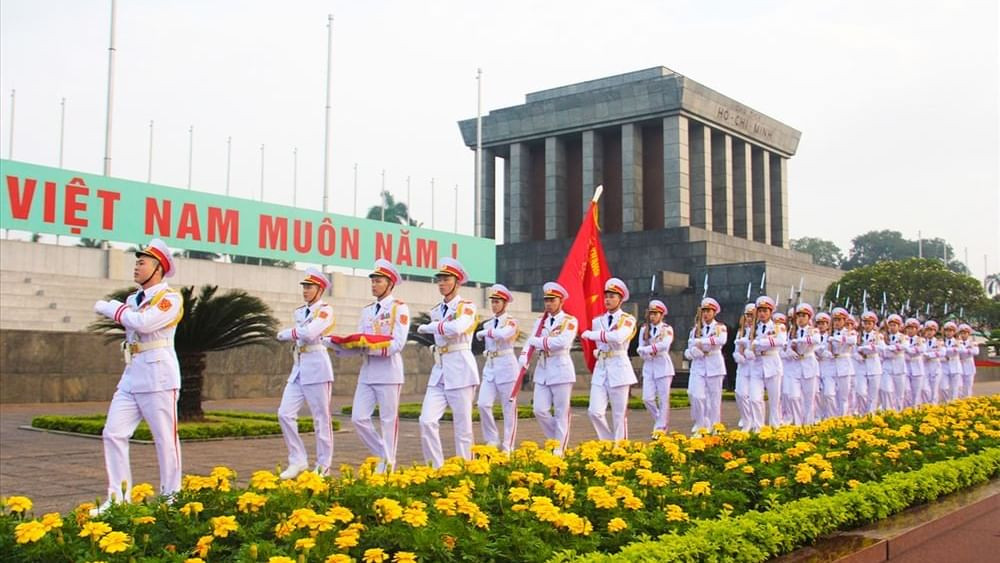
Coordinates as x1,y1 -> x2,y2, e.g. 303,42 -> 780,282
78,237 -> 106,248
367,190 -> 421,226
179,249 -> 222,261
89,285 -> 278,420
230,255 -> 295,268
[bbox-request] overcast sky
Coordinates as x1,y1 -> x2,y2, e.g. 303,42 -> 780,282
1,0 -> 997,280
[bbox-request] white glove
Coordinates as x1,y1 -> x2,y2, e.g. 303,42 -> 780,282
475,329 -> 487,341
690,347 -> 704,359
637,345 -> 651,356
743,350 -> 755,361
417,323 -> 435,334
733,352 -> 745,364
94,300 -> 119,319
277,329 -> 293,341
526,336 -> 543,348
94,299 -> 108,314
517,355 -> 528,368
580,330 -> 598,341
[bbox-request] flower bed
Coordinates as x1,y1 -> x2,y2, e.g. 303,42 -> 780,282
339,404 -> 535,421
30,411 -> 341,441
3,396 -> 998,562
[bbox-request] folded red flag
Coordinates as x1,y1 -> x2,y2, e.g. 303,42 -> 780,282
327,333 -> 393,349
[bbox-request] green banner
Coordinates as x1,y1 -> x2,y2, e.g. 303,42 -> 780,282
0,159 -> 496,282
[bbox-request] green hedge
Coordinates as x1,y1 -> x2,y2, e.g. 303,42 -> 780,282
30,411 -> 340,441
568,391 -> 734,410
555,447 -> 1000,562
342,403 -> 536,421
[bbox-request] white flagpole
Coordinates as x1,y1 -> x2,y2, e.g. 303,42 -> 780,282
431,178 -> 436,229
102,0 -> 117,176
6,89 -> 13,159
225,136 -> 232,196
454,184 -> 459,233
322,14 -> 333,213
259,144 -> 265,201
352,163 -> 358,216
406,175 -> 411,225
58,98 -> 66,167
147,120 -> 154,182
474,67 -> 483,237
187,125 -> 194,189
292,146 -> 298,207
380,169 -> 386,221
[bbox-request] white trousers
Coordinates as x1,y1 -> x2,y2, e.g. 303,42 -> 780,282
734,372 -> 753,431
946,371 -> 963,402
351,382 -> 402,467
278,380 -> 333,469
907,375 -> 925,408
747,374 -> 782,431
102,388 -> 182,501
642,376 -> 673,432
533,382 -> 574,453
701,374 -> 725,430
786,376 -> 819,425
478,379 -> 519,452
687,372 -> 706,433
962,371 -> 975,398
588,382 -> 631,441
419,383 -> 475,468
924,369 -> 942,405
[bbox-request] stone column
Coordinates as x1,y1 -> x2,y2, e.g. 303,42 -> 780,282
621,123 -> 644,232
508,142 -> 531,243
711,131 -> 733,235
479,147 -> 496,239
751,147 -> 771,245
582,130 -> 604,216
770,154 -> 789,248
731,139 -> 752,239
662,115 -> 690,228
545,136 -> 568,240
688,122 -> 713,231
502,155 -> 511,243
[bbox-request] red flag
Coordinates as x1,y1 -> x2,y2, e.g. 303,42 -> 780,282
556,201 -> 611,372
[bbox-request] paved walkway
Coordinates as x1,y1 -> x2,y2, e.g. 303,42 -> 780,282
2,381 -> 998,516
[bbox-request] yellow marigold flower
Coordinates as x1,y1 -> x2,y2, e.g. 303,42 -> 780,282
511,504 -> 528,512
437,463 -> 462,477
14,520 -> 47,544
250,470 -> 279,491
210,466 -> 236,480
288,508 -> 318,529
742,465 -> 756,474
180,502 -> 204,517
99,530 -> 131,554
194,535 -> 213,558
295,471 -> 329,494
795,465 -> 815,484
665,504 -> 689,522
465,458 -> 490,475
758,478 -> 771,487
773,476 -> 787,487
442,534 -> 457,550
326,555 -> 353,563
327,505 -> 354,523
690,481 -> 711,496
508,487 -> 531,502
363,547 -> 389,562
274,520 -> 294,539
622,495 -> 643,510
296,537 -> 316,551
335,530 -> 360,549
132,516 -> 156,525
185,558 -> 205,563
268,557 -> 294,563
79,521 -> 113,539
310,514 -> 336,532
40,512 -> 63,531
237,491 -> 268,513
393,551 -> 418,563
607,517 -> 628,533
130,483 -> 156,503
819,470 -> 834,480
5,496 -> 32,513
847,479 -> 861,489
373,498 -> 404,523
402,506 -> 428,527
210,515 -> 239,538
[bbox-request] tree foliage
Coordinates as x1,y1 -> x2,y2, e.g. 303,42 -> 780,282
791,237 -> 843,268
822,258 -> 989,326
842,230 -> 968,273
367,190 -> 420,226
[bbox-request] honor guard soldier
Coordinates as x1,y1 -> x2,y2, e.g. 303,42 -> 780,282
749,296 -> 785,430
941,321 -> 963,402
813,312 -> 838,420
475,284 -> 520,452
789,303 -> 821,425
327,259 -> 410,473
581,278 -> 638,441
519,282 -> 578,456
733,303 -> 757,430
637,299 -> 675,434
276,268 -> 336,478
416,258 -> 479,468
957,324 -> 978,398
92,239 -> 184,515
882,315 -> 908,410
902,318 -> 926,408
857,311 -> 886,413
828,308 -> 856,417
922,321 -> 944,404
683,297 -> 728,432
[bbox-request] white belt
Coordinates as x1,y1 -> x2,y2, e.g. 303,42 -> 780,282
758,351 -> 778,357
597,350 -> 628,360
122,339 -> 170,364
485,349 -> 514,360
433,342 -> 471,365
798,353 -> 816,359
294,344 -> 326,354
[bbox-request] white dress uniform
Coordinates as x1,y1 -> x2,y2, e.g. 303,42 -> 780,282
329,288 -> 410,470
476,309 -> 520,452
684,297 -> 727,432
958,329 -> 978,398
942,330 -> 963,402
637,310 -> 675,433
903,327 -> 926,408
881,328 -> 908,411
522,284 -> 578,455
815,327 -> 838,420
828,315 -> 856,418
733,317 -> 756,430
92,239 -> 183,507
585,308 -> 638,441
856,328 -> 885,413
276,276 -> 336,474
923,330 -> 944,404
789,321 -> 821,425
748,297 -> 786,431
418,292 -> 479,468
